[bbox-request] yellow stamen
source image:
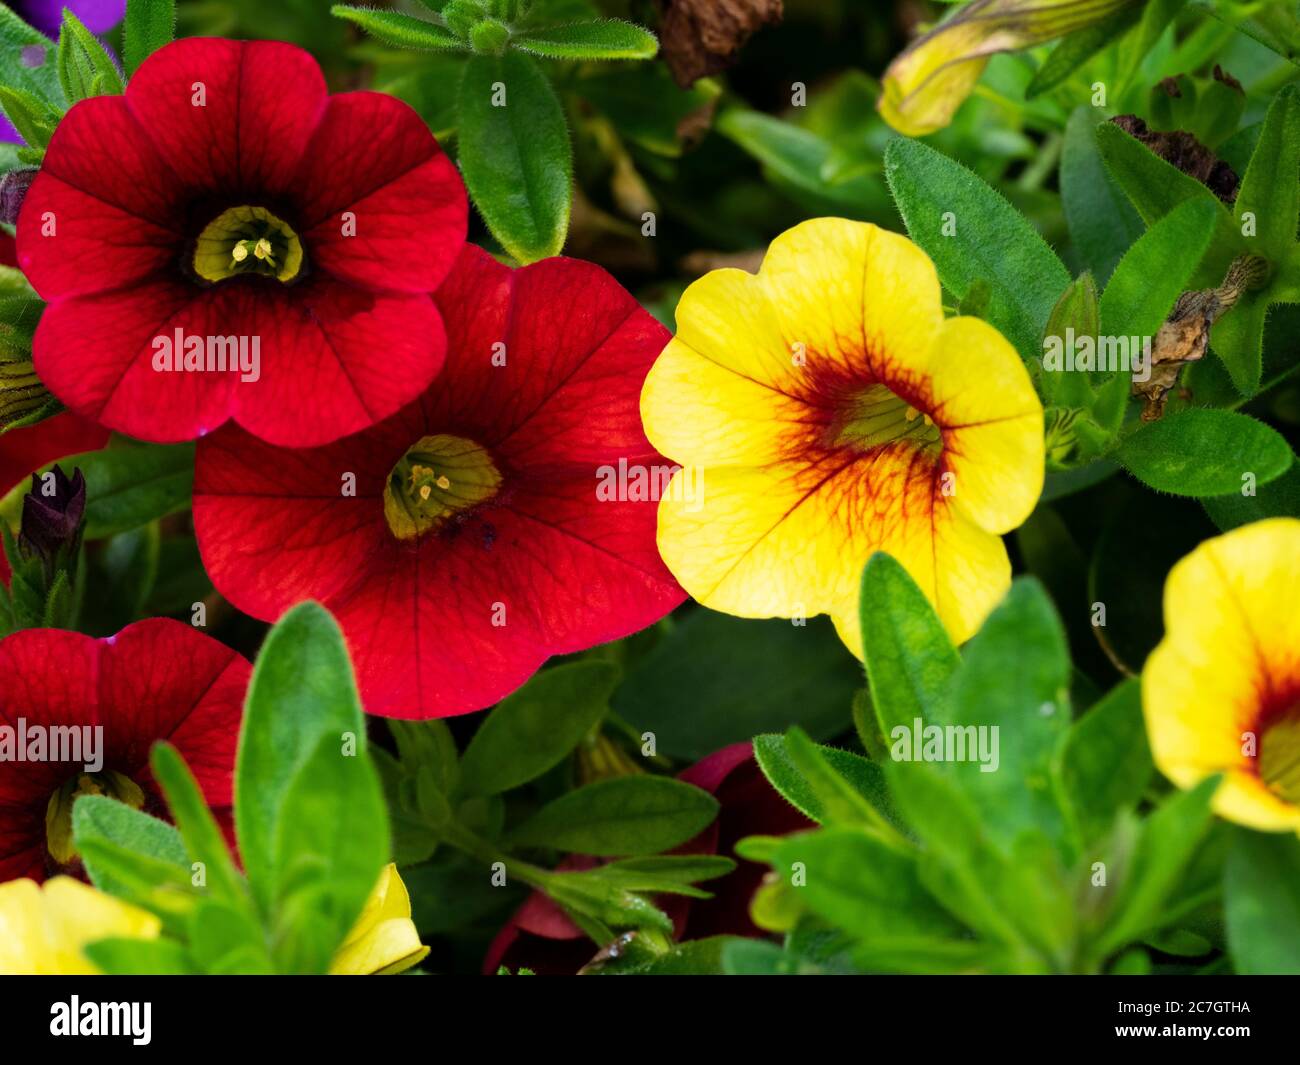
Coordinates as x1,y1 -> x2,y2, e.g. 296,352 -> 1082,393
231,243 -> 249,263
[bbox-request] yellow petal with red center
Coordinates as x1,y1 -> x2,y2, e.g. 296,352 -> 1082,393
656,446 -> 1011,651
1143,518 -> 1300,832
925,315 -> 1044,533
756,218 -> 944,386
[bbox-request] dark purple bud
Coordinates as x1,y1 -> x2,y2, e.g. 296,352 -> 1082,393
0,168 -> 38,226
18,464 -> 87,574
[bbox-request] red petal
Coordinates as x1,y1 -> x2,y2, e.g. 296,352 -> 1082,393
16,96 -> 184,299
33,277 -> 445,446
297,93 -> 467,293
124,38 -> 327,202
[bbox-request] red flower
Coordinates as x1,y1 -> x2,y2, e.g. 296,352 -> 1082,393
0,414 -> 110,585
192,246 -> 685,718
0,619 -> 249,882
483,743 -> 813,974
16,37 -> 466,447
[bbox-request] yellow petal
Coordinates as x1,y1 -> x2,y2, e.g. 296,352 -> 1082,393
1144,518 -> 1300,831
925,315 -> 1044,533
331,864 -> 428,975
0,877 -> 160,975
878,0 -> 1131,136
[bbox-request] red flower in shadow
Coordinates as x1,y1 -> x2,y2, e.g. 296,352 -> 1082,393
0,619 -> 249,881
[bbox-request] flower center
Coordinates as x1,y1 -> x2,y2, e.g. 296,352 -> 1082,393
45,770 -> 145,866
384,434 -> 502,541
1259,714 -> 1300,806
193,206 -> 304,284
834,383 -> 942,454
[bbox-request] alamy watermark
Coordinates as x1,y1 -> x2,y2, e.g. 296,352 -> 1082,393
1042,328 -> 1151,383
890,717 -> 1000,773
0,717 -> 102,772
151,328 -> 261,383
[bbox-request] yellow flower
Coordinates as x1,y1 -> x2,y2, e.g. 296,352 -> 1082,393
0,876 -> 160,975
641,218 -> 1043,652
1143,518 -> 1300,832
879,0 -> 1130,136
330,864 -> 430,976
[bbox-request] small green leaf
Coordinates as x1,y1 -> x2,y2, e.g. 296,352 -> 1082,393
752,730 -> 896,831
269,732 -> 388,974
150,743 -> 246,905
235,602 -> 365,913
457,51 -> 571,263
330,6 -> 467,51
1233,86 -> 1300,264
1095,777 -> 1220,956
858,553 -> 960,736
459,660 -> 619,797
884,137 -> 1070,362
0,6 -> 64,112
83,937 -> 196,975
56,10 -> 123,104
1096,121 -> 1229,228
513,20 -> 658,61
1100,198 -> 1217,340
1116,409 -> 1294,497
1226,827 -> 1300,975
124,0 -> 175,76
0,86 -> 60,150
508,776 -> 718,856
1026,8 -> 1142,98
72,794 -> 188,900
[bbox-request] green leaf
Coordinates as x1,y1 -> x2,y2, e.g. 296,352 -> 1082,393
1233,85 -> 1300,265
1096,121 -> 1228,228
1226,828 -> 1300,975
330,6 -> 466,52
1095,776 -> 1220,956
1115,409 -> 1294,497
934,580 -> 1073,853
769,828 -> 965,949
1060,108 -> 1144,286
1055,679 -> 1152,848
150,743 -> 246,905
752,730 -> 896,831
613,611 -> 859,760
56,11 -> 124,104
459,660 -> 619,796
1099,197 -> 1218,340
0,85 -> 60,149
235,601 -> 366,913
0,442 -> 193,540
585,855 -> 735,897
0,6 -> 64,112
1204,463 -> 1300,530
858,553 -> 959,736
84,937 -> 196,975
1025,8 -> 1142,98
72,794 -> 189,901
884,137 -> 1070,361
124,0 -> 175,76
716,109 -> 889,219
514,19 -> 657,60
508,776 -> 718,856
269,732 -> 388,974
457,51 -> 571,263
